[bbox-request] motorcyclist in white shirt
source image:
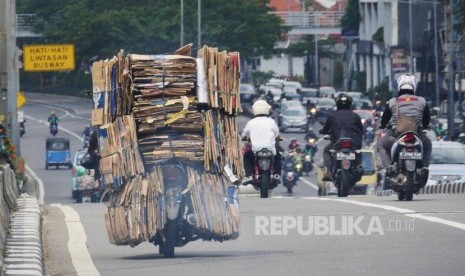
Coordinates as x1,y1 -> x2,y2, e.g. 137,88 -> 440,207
242,100 -> 282,183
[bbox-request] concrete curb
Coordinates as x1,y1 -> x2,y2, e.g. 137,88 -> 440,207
3,194 -> 43,276
375,182 -> 465,196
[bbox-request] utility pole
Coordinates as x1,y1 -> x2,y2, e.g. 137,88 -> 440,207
0,0 -> 19,154
448,0 -> 455,139
408,0 -> 414,73
315,34 -> 319,87
180,0 -> 184,47
198,0 -> 201,48
433,1 -> 439,108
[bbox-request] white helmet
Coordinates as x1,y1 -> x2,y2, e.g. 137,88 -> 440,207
252,99 -> 271,116
397,74 -> 418,93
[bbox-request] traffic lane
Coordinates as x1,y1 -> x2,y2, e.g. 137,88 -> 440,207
354,193 -> 465,224
76,196 -> 465,276
26,94 -> 93,118
21,102 -> 86,204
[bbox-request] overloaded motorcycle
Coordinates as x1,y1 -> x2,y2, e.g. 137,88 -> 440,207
151,161 -> 239,257
50,124 -> 58,136
326,136 -> 364,197
385,128 -> 428,201
242,137 -> 281,198
282,157 -> 297,194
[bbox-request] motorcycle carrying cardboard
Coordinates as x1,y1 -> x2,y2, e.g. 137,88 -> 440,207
94,45 -> 242,247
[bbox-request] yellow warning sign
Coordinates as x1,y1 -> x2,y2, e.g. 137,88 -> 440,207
23,44 -> 75,72
17,92 -> 27,109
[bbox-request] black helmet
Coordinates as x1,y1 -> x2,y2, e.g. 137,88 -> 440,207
335,93 -> 353,110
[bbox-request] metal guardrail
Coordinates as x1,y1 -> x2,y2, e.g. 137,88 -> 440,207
16,14 -> 42,37
269,11 -> 344,28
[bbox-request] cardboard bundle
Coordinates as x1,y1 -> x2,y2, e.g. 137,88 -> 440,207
98,115 -> 145,187
187,167 -> 240,239
197,46 -> 241,115
104,173 -> 163,246
203,110 -> 243,177
129,54 -> 205,164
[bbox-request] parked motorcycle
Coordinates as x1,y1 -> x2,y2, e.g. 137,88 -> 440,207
50,124 -> 58,136
242,138 -> 281,198
282,158 -> 297,194
328,136 -> 363,197
365,125 -> 375,145
386,131 -> 427,201
20,122 -> 25,137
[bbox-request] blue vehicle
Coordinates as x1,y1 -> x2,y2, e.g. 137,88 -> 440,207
45,137 -> 72,170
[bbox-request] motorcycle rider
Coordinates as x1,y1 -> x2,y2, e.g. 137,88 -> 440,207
304,129 -> 318,157
48,111 -> 60,128
319,93 -> 364,181
288,138 -> 300,151
378,74 -> 431,181
265,90 -> 274,105
242,100 -> 282,182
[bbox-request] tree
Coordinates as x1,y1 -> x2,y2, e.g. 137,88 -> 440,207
340,0 -> 360,36
17,0 -> 286,93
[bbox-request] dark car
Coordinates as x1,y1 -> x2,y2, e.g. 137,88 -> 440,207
240,83 -> 258,107
315,98 -> 336,124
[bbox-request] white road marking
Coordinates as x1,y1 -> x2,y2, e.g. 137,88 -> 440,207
51,203 -> 100,276
299,176 -> 319,190
306,197 -> 465,231
25,115 -> 84,141
25,165 -> 44,205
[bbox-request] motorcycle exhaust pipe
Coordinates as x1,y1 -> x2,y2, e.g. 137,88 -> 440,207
273,174 -> 281,180
187,214 -> 197,226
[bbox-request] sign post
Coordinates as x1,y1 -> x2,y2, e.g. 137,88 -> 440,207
23,44 -> 75,72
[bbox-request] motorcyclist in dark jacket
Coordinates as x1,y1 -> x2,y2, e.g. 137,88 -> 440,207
319,93 -> 364,181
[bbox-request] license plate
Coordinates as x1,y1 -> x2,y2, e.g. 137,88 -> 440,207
336,152 -> 356,160
399,152 -> 422,160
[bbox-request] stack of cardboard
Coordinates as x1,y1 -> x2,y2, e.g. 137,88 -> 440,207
129,54 -> 204,164
98,115 -> 145,188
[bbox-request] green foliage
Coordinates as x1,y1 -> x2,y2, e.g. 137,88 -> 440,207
17,0 -> 286,94
251,70 -> 275,87
372,27 -> 384,44
340,0 -> 360,33
353,71 -> 366,93
367,77 -> 392,103
334,61 -> 343,89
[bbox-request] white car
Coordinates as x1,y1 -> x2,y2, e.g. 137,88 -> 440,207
426,141 -> 465,185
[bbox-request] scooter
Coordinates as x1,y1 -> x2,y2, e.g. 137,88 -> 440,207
282,158 -> 297,194
365,125 -> 375,145
50,124 -> 58,136
328,136 -> 364,197
386,131 -> 428,201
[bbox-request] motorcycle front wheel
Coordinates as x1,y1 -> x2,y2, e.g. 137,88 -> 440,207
162,220 -> 176,258
260,173 -> 270,198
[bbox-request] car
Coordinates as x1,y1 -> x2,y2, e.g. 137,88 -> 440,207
426,141 -> 465,186
278,100 -> 304,126
300,88 -> 318,102
284,93 -> 303,102
240,83 -> 258,107
279,106 -> 308,132
353,99 -> 374,110
354,109 -> 375,125
318,86 -> 336,98
315,97 -> 336,124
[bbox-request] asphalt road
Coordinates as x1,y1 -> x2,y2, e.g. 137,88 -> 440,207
21,95 -> 465,276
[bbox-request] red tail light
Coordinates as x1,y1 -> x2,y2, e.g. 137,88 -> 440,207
341,140 -> 352,149
403,133 -> 416,143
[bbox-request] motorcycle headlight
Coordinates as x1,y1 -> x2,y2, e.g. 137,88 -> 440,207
287,171 -> 294,178
296,163 -> 302,169
308,138 -> 315,144
305,155 -> 311,161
